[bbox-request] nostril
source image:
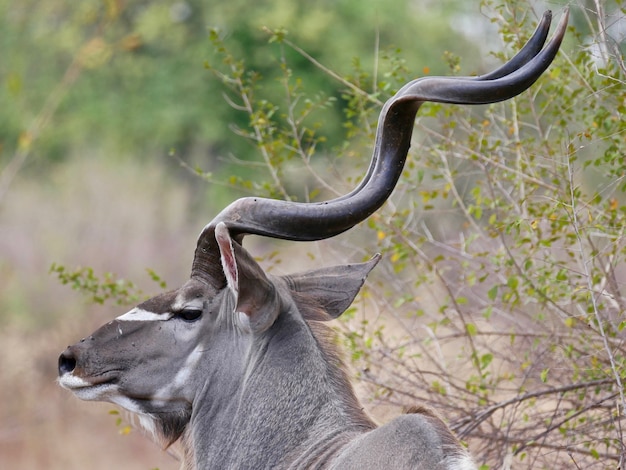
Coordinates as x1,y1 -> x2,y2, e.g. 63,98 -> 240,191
58,351 -> 77,376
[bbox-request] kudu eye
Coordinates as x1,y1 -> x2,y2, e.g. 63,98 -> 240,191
176,308 -> 203,322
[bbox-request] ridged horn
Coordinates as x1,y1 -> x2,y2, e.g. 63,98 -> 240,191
192,9 -> 568,287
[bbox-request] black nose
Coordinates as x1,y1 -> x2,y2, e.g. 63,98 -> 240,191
58,349 -> 77,376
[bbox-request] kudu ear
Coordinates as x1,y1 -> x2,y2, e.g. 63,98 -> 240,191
286,254 -> 380,321
215,223 -> 279,332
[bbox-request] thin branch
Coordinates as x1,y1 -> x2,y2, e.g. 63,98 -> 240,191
514,391 -> 620,456
264,28 -> 383,107
277,48 -> 343,198
0,47 -> 84,203
455,376 -> 614,436
565,155 -> 626,417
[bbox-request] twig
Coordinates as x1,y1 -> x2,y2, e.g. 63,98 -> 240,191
0,52 -> 83,203
265,28 -> 383,107
565,155 -> 626,417
513,391 -> 620,456
454,378 -> 615,436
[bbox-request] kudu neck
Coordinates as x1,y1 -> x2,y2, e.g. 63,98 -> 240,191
188,306 -> 374,469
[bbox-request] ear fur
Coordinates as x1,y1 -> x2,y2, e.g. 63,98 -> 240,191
215,223 -> 280,332
286,254 -> 380,321
215,223 -> 239,297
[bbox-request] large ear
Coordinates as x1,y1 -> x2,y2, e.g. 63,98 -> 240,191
285,254 -> 380,321
214,223 -> 280,332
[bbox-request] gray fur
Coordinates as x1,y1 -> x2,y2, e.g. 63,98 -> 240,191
59,232 -> 474,469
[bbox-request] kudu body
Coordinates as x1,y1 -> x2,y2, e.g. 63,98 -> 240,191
59,11 -> 567,470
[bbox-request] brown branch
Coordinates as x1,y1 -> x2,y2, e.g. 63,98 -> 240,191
454,378 -> 615,437
469,430 -> 621,462
513,392 -> 620,456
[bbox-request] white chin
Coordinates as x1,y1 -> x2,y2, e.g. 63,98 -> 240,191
58,374 -> 92,390
59,375 -> 146,414
58,375 -> 117,401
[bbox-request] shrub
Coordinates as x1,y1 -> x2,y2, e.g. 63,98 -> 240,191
202,2 -> 626,467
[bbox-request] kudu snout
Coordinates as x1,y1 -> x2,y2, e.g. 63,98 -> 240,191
58,319 -> 134,386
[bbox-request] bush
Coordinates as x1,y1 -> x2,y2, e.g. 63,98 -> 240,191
202,2 -> 626,467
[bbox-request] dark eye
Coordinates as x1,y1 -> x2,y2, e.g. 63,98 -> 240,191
176,309 -> 203,322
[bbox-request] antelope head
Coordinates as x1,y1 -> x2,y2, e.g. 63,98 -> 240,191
58,10 -> 568,461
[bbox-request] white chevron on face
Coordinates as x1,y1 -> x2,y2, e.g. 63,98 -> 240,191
116,307 -> 173,322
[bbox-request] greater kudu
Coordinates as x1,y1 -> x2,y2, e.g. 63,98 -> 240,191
59,11 -> 568,469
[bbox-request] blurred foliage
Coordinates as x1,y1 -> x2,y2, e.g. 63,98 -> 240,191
50,262 -> 141,306
49,263 -> 167,306
0,0 -> 481,196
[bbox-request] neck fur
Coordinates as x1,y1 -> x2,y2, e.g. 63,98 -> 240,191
181,308 -> 374,469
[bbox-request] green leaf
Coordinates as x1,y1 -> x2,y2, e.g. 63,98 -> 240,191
507,276 -> 519,290
481,353 -> 493,369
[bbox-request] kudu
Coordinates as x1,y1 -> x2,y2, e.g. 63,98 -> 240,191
59,11 -> 567,470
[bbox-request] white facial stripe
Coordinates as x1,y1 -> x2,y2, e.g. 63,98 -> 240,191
169,364 -> 193,393
116,307 -> 172,322
153,344 -> 204,400
173,344 -> 203,387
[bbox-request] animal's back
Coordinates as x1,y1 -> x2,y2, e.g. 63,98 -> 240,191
329,409 -> 476,470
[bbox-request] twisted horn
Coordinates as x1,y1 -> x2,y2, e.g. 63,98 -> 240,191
192,9 -> 568,287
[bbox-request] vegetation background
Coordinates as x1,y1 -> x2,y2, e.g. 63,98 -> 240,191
1,0 -> 624,468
